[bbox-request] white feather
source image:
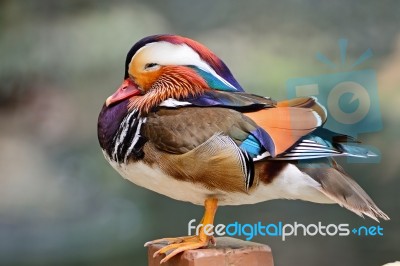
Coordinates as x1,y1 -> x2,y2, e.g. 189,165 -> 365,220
159,98 -> 192,107
253,151 -> 271,161
132,41 -> 237,90
312,110 -> 322,127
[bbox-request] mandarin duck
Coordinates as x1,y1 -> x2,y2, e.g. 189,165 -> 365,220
98,34 -> 389,263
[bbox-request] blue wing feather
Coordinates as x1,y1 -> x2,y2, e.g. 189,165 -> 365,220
239,134 -> 263,157
192,67 -> 238,92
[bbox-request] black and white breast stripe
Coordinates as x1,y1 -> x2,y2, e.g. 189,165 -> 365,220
111,110 -> 147,163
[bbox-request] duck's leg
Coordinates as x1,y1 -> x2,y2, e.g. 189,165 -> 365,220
144,198 -> 218,263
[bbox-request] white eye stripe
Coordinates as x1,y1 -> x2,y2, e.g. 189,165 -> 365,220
131,41 -> 237,90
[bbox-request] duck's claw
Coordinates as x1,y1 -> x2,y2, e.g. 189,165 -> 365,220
144,236 -> 197,247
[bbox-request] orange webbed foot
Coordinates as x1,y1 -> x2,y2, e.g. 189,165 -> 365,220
144,198 -> 218,263
146,235 -> 215,263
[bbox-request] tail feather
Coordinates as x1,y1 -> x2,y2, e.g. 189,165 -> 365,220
299,159 -> 390,221
336,143 -> 378,158
275,98 -> 388,221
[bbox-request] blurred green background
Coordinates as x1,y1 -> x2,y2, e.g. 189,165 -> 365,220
1,0 -> 399,265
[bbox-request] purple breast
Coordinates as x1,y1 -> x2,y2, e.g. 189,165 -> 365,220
97,99 -> 129,155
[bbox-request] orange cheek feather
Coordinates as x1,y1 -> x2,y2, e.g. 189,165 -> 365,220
133,69 -> 163,90
128,66 -> 209,113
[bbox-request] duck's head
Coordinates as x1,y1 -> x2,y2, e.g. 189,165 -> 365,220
105,34 -> 244,113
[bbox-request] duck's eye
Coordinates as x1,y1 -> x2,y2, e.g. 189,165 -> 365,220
144,63 -> 158,69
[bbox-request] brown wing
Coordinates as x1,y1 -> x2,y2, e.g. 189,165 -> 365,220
142,107 -> 260,191
142,107 -> 257,154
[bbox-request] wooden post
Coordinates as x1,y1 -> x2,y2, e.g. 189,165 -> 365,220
147,237 -> 274,266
